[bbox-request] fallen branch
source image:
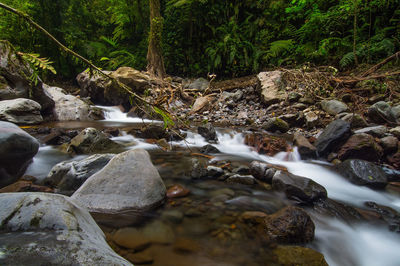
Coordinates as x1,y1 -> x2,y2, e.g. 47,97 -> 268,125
332,70 -> 400,86
361,51 -> 400,77
0,2 -> 177,128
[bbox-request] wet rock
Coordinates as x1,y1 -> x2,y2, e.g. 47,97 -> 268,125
226,174 -> 255,185
232,165 -> 250,175
304,111 -> 319,128
354,125 -> 388,138
382,167 -> 400,182
364,201 -> 400,232
0,180 -> 53,193
72,149 -> 166,214
42,128 -> 71,145
387,153 -> 400,169
166,184 -> 190,198
225,196 -> 282,214
207,166 -> 224,178
76,70 -> 110,104
321,100 -> 348,115
64,127 -> 123,154
262,117 -> 289,133
173,238 -> 201,253
244,134 -> 289,156
337,133 -> 383,162
43,154 -> 114,195
389,126 -> 400,138
272,171 -> 327,204
43,84 -> 103,121
0,121 -> 39,188
339,113 -> 368,128
368,101 -> 397,124
0,40 -> 54,112
273,246 -> 328,266
0,192 -> 131,265
200,144 -> 220,154
0,98 -> 43,124
198,123 -> 218,142
312,198 -> 362,221
262,206 -> 315,243
257,71 -> 286,105
190,158 -> 208,179
126,249 -> 153,264
293,133 -> 317,159
315,119 -> 351,157
240,211 -> 268,224
336,159 -> 388,189
112,220 -> 175,250
161,210 -> 184,223
137,124 -> 180,140
249,161 -> 275,183
380,136 -> 399,154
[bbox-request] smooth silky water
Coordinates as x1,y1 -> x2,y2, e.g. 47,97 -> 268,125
24,107 -> 400,266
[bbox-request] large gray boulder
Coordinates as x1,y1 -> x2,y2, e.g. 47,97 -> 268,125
257,71 -> 286,105
63,127 -> 123,154
0,40 -> 54,112
0,121 -> 39,188
321,100 -> 348,115
368,101 -> 397,124
43,154 -> 115,195
315,119 -> 351,157
0,98 -> 43,124
43,84 -> 103,121
0,192 -> 131,265
72,149 -> 166,214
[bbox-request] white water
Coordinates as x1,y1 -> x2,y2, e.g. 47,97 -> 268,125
98,105 -> 161,123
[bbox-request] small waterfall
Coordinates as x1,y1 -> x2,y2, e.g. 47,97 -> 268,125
98,105 -> 159,123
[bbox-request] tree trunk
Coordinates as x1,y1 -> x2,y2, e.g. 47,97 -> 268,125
147,0 -> 166,78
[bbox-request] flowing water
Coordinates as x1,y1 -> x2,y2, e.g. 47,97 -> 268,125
25,107 -> 400,266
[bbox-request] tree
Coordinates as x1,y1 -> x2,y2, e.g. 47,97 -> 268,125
147,0 -> 166,78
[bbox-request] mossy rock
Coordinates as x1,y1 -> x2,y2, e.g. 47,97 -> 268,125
273,245 -> 328,266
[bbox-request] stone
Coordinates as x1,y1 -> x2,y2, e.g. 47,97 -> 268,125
336,159 -> 388,189
340,113 -> 368,128
190,158 -> 208,179
72,149 -> 166,214
0,192 -> 131,265
111,220 -> 174,250
262,206 -> 315,243
257,71 -> 286,105
0,180 -> 53,193
313,198 -> 362,222
0,98 -> 43,124
293,133 -> 317,159
126,249 -> 153,264
166,184 -> 190,198
76,70 -> 111,105
273,246 -> 328,266
337,133 -> 383,162
110,67 -> 151,93
387,153 -> 400,169
249,161 -> 275,183
392,104 -> 400,121
240,211 -> 268,224
198,123 -> 218,142
368,101 -> 397,124
226,174 -> 255,185
354,125 -> 388,138
262,117 -> 289,133
0,121 -> 39,188
200,144 -> 220,154
185,78 -> 209,92
272,171 -> 327,204
382,167 -> 400,182
315,119 -> 351,157
173,238 -> 201,253
220,90 -> 243,102
389,126 -> 400,138
244,133 -> 289,156
321,99 -> 348,115
43,84 -> 103,121
190,96 -> 213,114
0,40 -> 54,112
288,91 -> 301,102
304,111 -> 319,128
206,166 -> 224,178
364,201 -> 400,232
161,210 -> 184,223
225,196 -> 283,214
64,127 -> 123,154
43,154 -> 115,195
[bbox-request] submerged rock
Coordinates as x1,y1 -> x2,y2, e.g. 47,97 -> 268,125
0,192 -> 131,265
272,171 -> 327,204
250,161 -> 276,183
273,246 -> 328,266
0,98 -> 43,124
336,159 -> 388,189
198,123 -> 218,142
43,153 -> 115,195
315,119 -> 351,157
72,149 -> 166,214
262,206 -> 315,243
0,121 -> 39,188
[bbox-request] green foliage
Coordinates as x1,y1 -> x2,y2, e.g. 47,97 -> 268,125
17,52 -> 56,85
153,106 -> 175,129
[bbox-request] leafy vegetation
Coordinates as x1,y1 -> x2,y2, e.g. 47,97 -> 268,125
0,0 -> 399,79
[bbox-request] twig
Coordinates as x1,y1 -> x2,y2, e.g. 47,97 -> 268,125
361,51 -> 400,77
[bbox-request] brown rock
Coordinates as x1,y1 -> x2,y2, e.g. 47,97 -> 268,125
0,180 -> 53,193
167,184 -> 190,198
293,133 -> 317,159
126,249 -> 154,264
273,246 -> 328,266
337,133 -> 383,162
240,211 -> 268,224
173,238 -> 201,253
244,133 -> 289,156
190,96 -> 214,114
261,206 -> 315,244
388,153 -> 400,169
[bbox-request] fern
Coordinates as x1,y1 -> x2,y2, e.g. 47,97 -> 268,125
17,52 -> 56,85
266,39 -> 294,59
153,106 -> 175,129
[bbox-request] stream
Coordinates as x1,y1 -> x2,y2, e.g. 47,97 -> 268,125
25,106 -> 400,266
